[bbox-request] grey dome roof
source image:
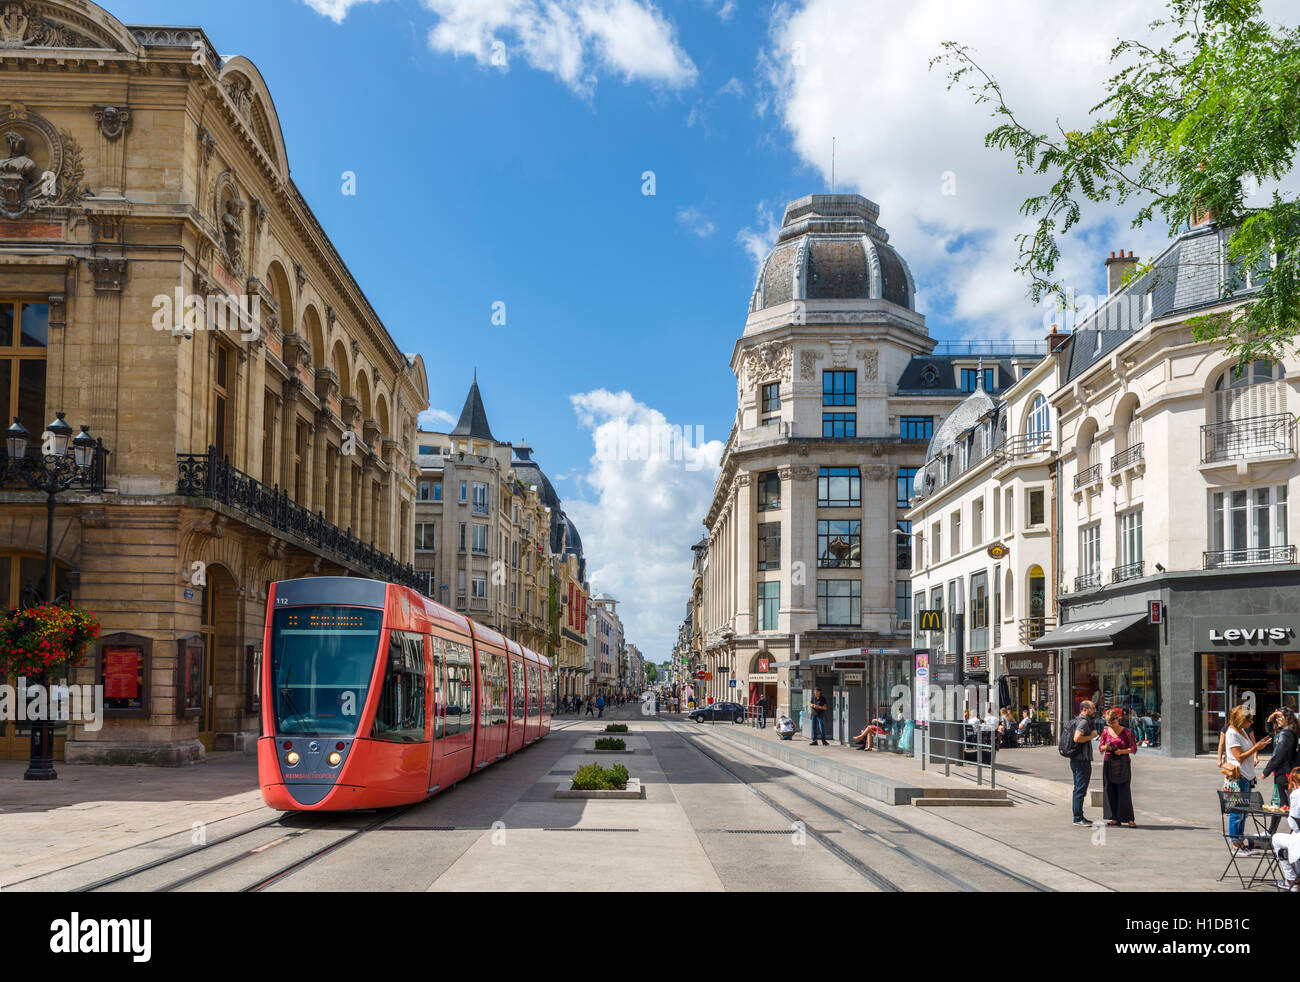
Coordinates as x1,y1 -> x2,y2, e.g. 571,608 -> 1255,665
912,383 -> 1002,499
749,194 -> 916,314
512,443 -> 561,513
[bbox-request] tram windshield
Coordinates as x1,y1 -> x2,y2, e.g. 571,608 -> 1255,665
270,605 -> 383,736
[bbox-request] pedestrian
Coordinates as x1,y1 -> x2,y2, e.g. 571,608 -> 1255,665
810,688 -> 829,746
596,694 -> 605,718
1262,707 -> 1300,832
1099,707 -> 1137,827
1224,703 -> 1273,855
1061,699 -> 1099,827
585,696 -> 595,717
757,696 -> 767,729
1270,769 -> 1300,892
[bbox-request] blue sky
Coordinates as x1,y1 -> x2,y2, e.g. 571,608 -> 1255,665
107,0 -> 1288,659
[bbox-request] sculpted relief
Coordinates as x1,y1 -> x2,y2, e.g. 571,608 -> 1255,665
744,339 -> 793,388
0,106 -> 87,219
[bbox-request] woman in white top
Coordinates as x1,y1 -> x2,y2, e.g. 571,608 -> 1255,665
1271,770 -> 1300,891
1225,704 -> 1273,852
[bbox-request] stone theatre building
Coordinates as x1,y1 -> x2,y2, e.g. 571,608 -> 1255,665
0,0 -> 427,763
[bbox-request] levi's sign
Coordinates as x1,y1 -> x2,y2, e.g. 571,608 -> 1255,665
1197,616 -> 1298,648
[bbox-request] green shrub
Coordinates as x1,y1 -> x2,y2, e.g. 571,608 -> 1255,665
594,737 -> 626,751
604,723 -> 628,733
571,761 -> 630,791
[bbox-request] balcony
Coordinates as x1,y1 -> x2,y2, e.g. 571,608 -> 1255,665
1203,545 -> 1297,569
1110,442 -> 1144,472
1201,413 -> 1297,464
1112,561 -> 1144,583
1018,616 -> 1055,644
1074,571 -> 1102,592
995,432 -> 1051,464
177,448 -> 425,593
1073,463 -> 1102,493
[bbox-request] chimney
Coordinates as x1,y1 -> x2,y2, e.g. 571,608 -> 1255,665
1104,249 -> 1138,295
1046,323 -> 1070,353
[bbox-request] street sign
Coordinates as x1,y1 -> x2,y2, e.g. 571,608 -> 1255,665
986,542 -> 1009,560
694,671 -> 707,680
1149,600 -> 1163,624
918,609 -> 943,632
728,679 -> 736,688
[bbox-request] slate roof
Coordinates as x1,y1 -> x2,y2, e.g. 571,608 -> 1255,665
450,377 -> 496,443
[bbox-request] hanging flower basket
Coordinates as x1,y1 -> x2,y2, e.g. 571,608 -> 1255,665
0,603 -> 102,678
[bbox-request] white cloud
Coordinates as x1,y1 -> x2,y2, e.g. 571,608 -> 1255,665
563,389 -> 724,662
718,0 -> 738,20
418,408 -> 457,429
676,204 -> 717,238
757,0 -> 1202,338
718,76 -> 744,98
422,0 -> 697,96
737,200 -> 782,275
301,0 -> 380,23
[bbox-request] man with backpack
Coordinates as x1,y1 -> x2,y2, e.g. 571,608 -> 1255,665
1061,700 -> 1100,826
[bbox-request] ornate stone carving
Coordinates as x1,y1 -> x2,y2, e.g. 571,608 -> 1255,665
87,258 -> 127,292
733,473 -> 750,488
857,347 -> 879,380
214,172 -> 245,277
863,465 -> 893,481
325,304 -> 336,330
791,465 -> 817,480
1,3 -> 101,49
92,105 -> 130,141
0,109 -> 87,217
47,293 -> 65,329
350,338 -> 360,359
197,126 -> 216,167
799,349 -> 821,382
743,339 -> 793,388
294,261 -> 307,292
250,196 -> 266,234
829,339 -> 851,369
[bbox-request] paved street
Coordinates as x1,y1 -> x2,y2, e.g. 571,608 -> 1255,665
0,706 -> 1255,893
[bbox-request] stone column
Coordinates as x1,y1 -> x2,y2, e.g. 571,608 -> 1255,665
863,463 -> 895,633
338,457 -> 354,534
312,409 -> 329,516
86,259 -> 127,454
280,379 -> 299,493
787,465 -> 818,632
92,105 -> 131,198
734,473 -> 754,634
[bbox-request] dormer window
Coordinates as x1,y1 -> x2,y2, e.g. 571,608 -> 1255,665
920,365 -> 940,386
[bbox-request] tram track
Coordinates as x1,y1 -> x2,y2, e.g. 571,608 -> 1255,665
666,721 -> 1054,892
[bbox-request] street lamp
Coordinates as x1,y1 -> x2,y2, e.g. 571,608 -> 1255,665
2,413 -> 104,781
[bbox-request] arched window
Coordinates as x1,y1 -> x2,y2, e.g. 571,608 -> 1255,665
1026,395 -> 1050,444
1212,361 -> 1285,422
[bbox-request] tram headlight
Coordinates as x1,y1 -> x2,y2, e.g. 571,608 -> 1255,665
285,751 -> 300,766
328,752 -> 342,766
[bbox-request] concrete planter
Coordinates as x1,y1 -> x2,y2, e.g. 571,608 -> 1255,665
585,748 -> 635,754
555,778 -> 644,800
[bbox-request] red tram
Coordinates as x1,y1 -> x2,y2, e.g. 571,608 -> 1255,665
257,576 -> 553,811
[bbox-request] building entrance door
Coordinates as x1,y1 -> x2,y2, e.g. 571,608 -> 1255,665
198,585 -> 217,751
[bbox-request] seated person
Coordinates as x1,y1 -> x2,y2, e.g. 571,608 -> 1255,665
852,711 -> 892,750
1016,709 -> 1032,734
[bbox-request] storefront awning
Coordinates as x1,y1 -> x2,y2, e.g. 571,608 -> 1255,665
771,646 -> 918,669
1030,611 -> 1150,650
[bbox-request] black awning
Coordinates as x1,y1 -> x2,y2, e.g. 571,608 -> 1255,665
1030,611 -> 1150,650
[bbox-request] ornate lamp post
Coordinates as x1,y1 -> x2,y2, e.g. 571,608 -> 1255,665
3,413 -> 102,781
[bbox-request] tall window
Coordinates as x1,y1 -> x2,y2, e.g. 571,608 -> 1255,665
901,416 -> 933,440
293,421 -> 306,501
757,581 -> 780,630
970,571 -> 988,647
1026,395 -> 1050,443
0,301 -> 48,438
459,481 -> 467,502
419,481 -> 433,501
972,498 -> 984,546
1026,487 -> 1045,526
896,579 -> 912,623
818,467 -> 860,507
897,467 -> 918,508
472,523 -> 488,554
1120,509 -> 1143,567
950,510 -> 962,556
818,520 -> 861,568
261,392 -> 276,483
757,522 -> 782,571
415,523 -> 437,551
822,412 -> 856,438
472,482 -> 489,515
1004,488 -> 1015,531
931,521 -> 942,563
1080,523 -> 1101,581
214,343 -> 231,460
823,370 -> 856,406
761,382 -> 781,425
1210,486 -> 1288,560
432,480 -> 442,501
757,470 -> 781,511
472,575 -> 487,599
458,523 -> 466,552
818,580 -> 860,627
896,521 -> 911,569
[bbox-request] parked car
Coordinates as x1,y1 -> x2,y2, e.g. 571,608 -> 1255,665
688,701 -> 745,723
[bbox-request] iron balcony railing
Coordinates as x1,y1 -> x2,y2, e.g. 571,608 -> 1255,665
1201,413 -> 1297,464
1073,463 -> 1103,490
1112,561 -> 1145,583
994,431 -> 1051,464
1074,571 -> 1102,591
1,441 -> 111,493
1018,616 -> 1054,644
177,447 -> 425,594
1203,545 -> 1297,569
1111,443 -> 1144,471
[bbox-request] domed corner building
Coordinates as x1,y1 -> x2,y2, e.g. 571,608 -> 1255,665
700,193 -> 1047,741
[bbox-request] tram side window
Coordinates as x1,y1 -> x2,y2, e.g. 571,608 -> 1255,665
542,671 -> 552,715
445,640 -> 472,737
528,666 -> 540,718
430,636 -> 444,740
512,661 -> 525,720
371,632 -> 426,743
492,654 -> 507,726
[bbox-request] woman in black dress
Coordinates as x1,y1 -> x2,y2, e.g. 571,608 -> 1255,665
1099,707 -> 1137,827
